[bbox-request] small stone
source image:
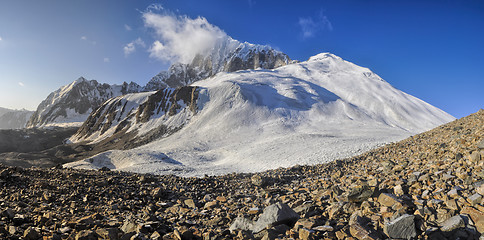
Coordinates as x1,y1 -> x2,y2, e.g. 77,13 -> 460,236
477,184 -> 484,196
251,174 -> 268,187
248,207 -> 260,215
328,202 -> 344,219
151,187 -> 164,198
184,199 -> 197,208
378,193 -> 401,208
468,193 -> 483,205
23,227 -> 41,240
203,200 -> 218,209
478,139 -> 484,149
215,196 -> 227,202
347,183 -> 374,203
384,214 -> 416,240
394,184 -> 404,196
313,225 -> 334,232
440,215 -> 465,232
448,188 -> 460,198
350,221 -> 380,240
75,230 -> 99,240
174,227 -> 193,240
121,219 -> 138,233
442,173 -> 455,181
470,151 -> 482,162
299,228 -> 315,240
2,208 -> 15,219
96,228 -> 119,240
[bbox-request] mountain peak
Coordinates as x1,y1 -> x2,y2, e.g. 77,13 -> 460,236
308,52 -> 341,62
145,41 -> 292,90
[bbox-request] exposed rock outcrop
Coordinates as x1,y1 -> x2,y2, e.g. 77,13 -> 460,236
145,41 -> 292,90
71,86 -> 200,146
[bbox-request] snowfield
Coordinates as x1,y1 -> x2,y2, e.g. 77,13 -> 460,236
65,53 -> 455,177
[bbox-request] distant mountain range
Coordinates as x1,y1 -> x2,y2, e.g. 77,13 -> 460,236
0,107 -> 33,129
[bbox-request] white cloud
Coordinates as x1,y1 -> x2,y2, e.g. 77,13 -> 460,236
146,3 -> 163,12
80,36 -> 96,45
0,36 -> 3,41
143,11 -> 230,64
18,82 -> 25,87
248,0 -> 256,7
298,11 -> 333,39
124,24 -> 132,31
123,38 -> 146,57
104,57 -> 110,63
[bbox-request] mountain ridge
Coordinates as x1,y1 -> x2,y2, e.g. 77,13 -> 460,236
27,41 -> 291,128
64,52 -> 455,176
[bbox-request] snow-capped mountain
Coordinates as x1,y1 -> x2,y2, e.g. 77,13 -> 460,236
0,108 -> 34,129
27,40 -> 289,128
27,77 -> 142,128
145,39 -> 292,90
65,52 -> 455,176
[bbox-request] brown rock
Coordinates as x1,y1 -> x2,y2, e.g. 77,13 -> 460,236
461,206 -> 484,233
184,199 -> 197,209
378,193 -> 401,208
299,228 -> 315,240
75,230 -> 99,240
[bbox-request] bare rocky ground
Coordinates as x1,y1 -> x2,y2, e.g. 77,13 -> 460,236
0,109 -> 483,240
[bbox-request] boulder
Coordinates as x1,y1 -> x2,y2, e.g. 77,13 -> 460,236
252,202 -> 299,233
384,214 -> 416,240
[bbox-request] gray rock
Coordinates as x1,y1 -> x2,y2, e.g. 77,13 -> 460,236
440,215 -> 465,232
229,216 -> 254,232
384,214 -> 416,240
478,139 -> 484,149
468,193 -> 483,205
252,202 -> 299,233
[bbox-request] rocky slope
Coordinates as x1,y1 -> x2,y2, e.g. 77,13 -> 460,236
145,40 -> 292,90
0,110 -> 482,239
0,108 -> 33,129
26,77 -> 142,128
69,86 -> 200,147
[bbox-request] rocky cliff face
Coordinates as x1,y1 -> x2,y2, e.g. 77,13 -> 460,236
27,77 -> 142,128
70,86 -> 200,148
145,41 -> 292,90
0,109 -> 34,129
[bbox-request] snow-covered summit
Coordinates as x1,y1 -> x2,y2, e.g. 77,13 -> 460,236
145,38 -> 292,90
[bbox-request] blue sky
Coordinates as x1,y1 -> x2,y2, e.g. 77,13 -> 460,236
0,0 -> 482,118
